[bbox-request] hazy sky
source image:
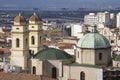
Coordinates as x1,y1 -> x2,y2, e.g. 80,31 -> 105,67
0,0 -> 120,9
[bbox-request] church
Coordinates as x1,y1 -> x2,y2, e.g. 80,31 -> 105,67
10,13 -> 118,80
30,26 -> 112,80
10,12 -> 43,70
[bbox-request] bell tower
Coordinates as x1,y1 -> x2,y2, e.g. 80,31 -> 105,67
11,13 -> 29,70
29,12 -> 43,54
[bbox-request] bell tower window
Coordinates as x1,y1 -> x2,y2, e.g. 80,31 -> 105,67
16,38 -> 20,47
31,36 -> 35,45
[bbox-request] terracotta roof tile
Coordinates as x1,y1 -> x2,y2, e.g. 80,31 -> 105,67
0,72 -> 58,80
14,14 -> 26,23
58,43 -> 74,49
0,48 -> 10,54
0,72 -> 40,80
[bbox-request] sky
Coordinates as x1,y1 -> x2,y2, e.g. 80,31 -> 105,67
0,0 -> 120,10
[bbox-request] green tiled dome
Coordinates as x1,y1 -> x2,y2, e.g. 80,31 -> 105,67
77,33 -> 110,49
33,48 -> 73,60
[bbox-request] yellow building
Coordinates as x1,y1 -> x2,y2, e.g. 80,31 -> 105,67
29,12 -> 43,54
10,12 -> 43,70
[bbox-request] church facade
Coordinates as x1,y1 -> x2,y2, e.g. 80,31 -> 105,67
63,29 -> 112,80
10,12 -> 43,70
31,26 -> 112,80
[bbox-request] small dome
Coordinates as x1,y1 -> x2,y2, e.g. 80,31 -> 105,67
29,12 -> 42,22
33,48 -> 73,60
77,33 -> 111,49
14,13 -> 26,23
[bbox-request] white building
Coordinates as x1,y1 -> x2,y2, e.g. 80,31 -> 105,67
97,11 -> 110,26
84,12 -> 111,27
116,12 -> 120,28
110,13 -> 116,27
42,22 -> 53,30
84,13 -> 98,25
71,23 -> 85,37
110,13 -> 115,19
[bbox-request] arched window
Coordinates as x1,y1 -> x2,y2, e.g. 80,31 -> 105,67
16,38 -> 20,47
52,67 -> 57,78
33,66 -> 36,74
99,53 -> 102,60
80,71 -> 85,80
31,36 -> 35,45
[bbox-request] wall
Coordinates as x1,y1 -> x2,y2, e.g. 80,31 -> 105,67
63,65 -> 102,80
76,48 -> 95,65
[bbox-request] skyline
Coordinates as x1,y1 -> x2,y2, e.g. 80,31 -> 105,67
0,0 -> 120,10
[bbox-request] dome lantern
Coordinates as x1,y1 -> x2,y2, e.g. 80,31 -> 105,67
34,12 -> 36,16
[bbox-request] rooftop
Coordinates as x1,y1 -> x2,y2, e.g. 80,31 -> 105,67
0,72 -> 57,80
29,12 -> 42,22
0,48 -> 10,55
0,72 -> 40,80
66,62 -> 102,69
58,42 -> 74,50
33,48 -> 73,60
14,13 -> 26,23
77,32 -> 111,49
